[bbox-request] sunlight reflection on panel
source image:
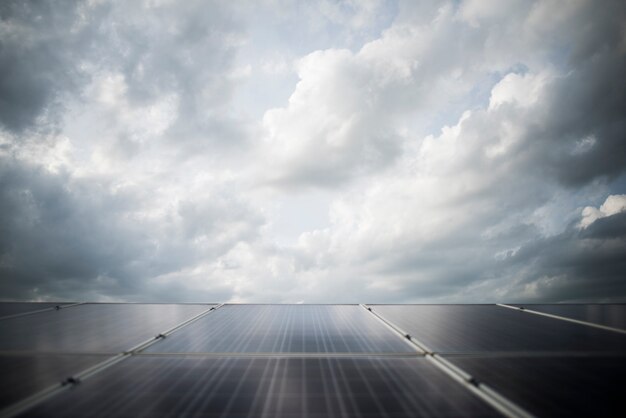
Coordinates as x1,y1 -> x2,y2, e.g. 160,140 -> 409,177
145,305 -> 416,353
21,356 -> 500,418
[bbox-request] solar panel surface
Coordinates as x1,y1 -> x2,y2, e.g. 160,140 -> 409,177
19,355 -> 501,418
512,304 -> 626,330
370,305 -> 626,353
0,303 -> 212,353
446,355 -> 626,417
1,302 -> 624,418
0,303 -> 70,319
0,354 -> 108,409
144,304 -> 416,354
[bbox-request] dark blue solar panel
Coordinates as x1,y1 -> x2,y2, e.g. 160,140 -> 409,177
20,356 -> 500,417
0,354 -> 107,409
370,305 -> 626,353
144,305 -> 416,353
512,304 -> 626,330
447,355 -> 626,417
0,303 -> 212,353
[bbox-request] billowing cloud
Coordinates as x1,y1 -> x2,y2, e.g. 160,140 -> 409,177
580,195 -> 626,228
1,0 -> 625,303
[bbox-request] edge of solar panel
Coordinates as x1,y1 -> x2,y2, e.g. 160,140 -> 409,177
0,303 -> 78,321
509,303 -> 626,331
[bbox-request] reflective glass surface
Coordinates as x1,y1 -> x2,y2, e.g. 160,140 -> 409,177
145,305 -> 415,353
371,305 -> 626,353
0,304 -> 211,353
447,355 -> 626,417
0,354 -> 107,409
0,303 -> 68,319
21,356 -> 500,418
512,304 -> 626,330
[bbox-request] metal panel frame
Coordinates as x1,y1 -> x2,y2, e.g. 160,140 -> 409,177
497,303 -> 626,335
362,304 -> 535,418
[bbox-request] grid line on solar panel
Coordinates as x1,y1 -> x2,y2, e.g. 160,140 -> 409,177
135,352 -> 425,358
0,303 -> 214,354
504,303 -> 626,333
143,304 -> 418,354
17,356 -> 502,418
369,304 -> 626,354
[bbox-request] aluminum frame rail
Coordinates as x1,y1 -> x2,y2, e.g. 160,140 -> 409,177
496,303 -> 626,335
360,304 -> 535,418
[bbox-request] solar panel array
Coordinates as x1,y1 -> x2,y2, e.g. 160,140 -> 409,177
0,302 -> 624,417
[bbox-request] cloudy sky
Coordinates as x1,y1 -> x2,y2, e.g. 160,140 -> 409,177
1,0 -> 626,303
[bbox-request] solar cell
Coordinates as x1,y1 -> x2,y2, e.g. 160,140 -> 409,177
19,355 -> 501,418
0,303 -> 212,353
0,303 -> 69,319
512,304 -> 626,330
0,354 -> 107,409
370,305 -> 626,353
144,304 -> 416,354
446,355 -> 626,417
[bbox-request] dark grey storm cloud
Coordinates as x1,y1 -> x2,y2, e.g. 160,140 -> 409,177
500,212 -> 626,302
0,155 -> 262,301
537,44 -> 626,186
0,1 -> 90,132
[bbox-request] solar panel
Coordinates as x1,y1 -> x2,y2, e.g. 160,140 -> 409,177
19,355 -> 501,418
0,354 -> 107,409
446,355 -> 626,417
0,303 -> 212,353
2,303 -> 624,417
0,303 -> 69,319
512,304 -> 626,330
144,305 -> 416,354
370,305 -> 626,353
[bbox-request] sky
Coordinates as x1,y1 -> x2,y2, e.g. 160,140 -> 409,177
1,0 -> 626,303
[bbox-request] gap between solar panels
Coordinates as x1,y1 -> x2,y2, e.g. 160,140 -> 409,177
0,303 -> 84,322
496,303 -> 626,335
134,352 -> 424,358
360,304 -> 535,418
0,303 -> 225,418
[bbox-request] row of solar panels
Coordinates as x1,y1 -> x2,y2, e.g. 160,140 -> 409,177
0,303 -> 624,417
